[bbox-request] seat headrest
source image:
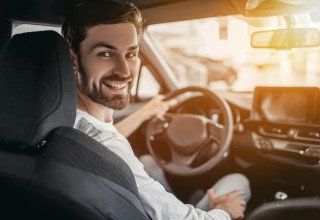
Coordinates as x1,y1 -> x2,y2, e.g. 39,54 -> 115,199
0,31 -> 76,146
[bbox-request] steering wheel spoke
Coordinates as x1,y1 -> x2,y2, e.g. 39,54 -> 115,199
147,117 -> 170,138
170,148 -> 198,166
207,121 -> 224,145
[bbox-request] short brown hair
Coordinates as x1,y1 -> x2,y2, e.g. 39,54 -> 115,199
62,0 -> 145,54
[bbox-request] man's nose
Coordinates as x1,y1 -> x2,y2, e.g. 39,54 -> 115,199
113,57 -> 130,77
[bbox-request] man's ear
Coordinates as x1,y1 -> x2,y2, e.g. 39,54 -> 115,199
69,48 -> 79,74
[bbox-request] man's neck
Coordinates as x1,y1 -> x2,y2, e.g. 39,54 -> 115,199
77,92 -> 113,123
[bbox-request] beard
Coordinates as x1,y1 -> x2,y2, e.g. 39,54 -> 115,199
76,61 -> 133,110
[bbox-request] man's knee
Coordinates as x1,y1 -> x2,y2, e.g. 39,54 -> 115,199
139,154 -> 160,174
213,173 -> 251,202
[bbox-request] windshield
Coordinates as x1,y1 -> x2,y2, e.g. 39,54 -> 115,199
147,14 -> 320,92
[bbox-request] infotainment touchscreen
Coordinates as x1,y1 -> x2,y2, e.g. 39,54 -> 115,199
251,87 -> 320,124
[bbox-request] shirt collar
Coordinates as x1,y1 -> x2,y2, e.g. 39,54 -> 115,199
76,109 -> 116,132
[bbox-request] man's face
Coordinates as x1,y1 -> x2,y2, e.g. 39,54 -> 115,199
76,23 -> 139,110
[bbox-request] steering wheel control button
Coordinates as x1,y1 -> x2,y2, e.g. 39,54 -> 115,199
274,191 -> 288,201
163,122 -> 169,129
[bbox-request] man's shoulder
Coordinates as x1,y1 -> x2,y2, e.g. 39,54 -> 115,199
74,110 -> 126,145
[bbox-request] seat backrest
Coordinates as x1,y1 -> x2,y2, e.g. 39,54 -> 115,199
246,197 -> 320,220
0,31 -> 149,220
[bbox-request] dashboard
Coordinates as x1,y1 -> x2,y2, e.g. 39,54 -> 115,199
172,87 -> 320,169
245,87 -> 320,167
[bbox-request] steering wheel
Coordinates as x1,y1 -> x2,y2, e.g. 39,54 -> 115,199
146,86 -> 234,176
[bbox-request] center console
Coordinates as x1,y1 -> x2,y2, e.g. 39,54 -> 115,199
246,87 -> 320,166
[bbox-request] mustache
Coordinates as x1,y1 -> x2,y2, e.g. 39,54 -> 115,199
101,74 -> 133,83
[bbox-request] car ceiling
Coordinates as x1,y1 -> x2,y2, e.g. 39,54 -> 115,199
1,0 -> 246,26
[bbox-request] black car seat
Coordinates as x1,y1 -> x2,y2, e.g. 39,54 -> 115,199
0,30 -> 149,220
246,197 -> 320,220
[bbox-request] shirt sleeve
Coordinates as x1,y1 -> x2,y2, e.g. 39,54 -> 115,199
102,136 -> 232,220
138,180 -> 231,220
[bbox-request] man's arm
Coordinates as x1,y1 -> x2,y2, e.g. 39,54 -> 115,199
115,95 -> 177,137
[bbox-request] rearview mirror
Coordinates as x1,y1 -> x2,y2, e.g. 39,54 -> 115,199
251,28 -> 320,49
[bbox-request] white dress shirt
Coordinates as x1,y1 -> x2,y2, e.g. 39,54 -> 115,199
74,109 -> 231,220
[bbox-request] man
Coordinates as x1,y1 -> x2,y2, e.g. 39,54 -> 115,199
62,1 -> 250,219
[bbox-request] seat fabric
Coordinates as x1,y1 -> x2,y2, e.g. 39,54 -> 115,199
0,31 -> 149,220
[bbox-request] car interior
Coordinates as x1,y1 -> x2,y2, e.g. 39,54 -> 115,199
1,0 -> 320,219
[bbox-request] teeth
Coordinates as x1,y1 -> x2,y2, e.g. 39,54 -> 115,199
105,82 -> 127,89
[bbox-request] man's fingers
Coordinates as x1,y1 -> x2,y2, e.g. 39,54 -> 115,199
239,200 -> 246,207
207,188 -> 216,199
229,190 -> 246,198
157,94 -> 165,100
166,98 -> 178,107
207,188 -> 217,209
210,189 -> 245,199
235,213 -> 245,220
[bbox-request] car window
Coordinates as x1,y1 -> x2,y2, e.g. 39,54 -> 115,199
131,65 -> 160,99
147,15 -> 320,92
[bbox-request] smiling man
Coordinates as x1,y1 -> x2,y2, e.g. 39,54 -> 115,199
70,22 -> 139,121
62,1 -> 250,219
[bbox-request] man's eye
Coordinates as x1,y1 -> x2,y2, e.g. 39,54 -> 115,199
98,52 -> 111,57
127,53 -> 137,60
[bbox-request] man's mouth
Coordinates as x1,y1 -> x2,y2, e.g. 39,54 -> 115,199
101,74 -> 133,92
104,81 -> 128,90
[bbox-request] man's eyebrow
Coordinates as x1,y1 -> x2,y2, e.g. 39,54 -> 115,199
90,42 -> 139,52
90,42 -> 117,52
129,45 -> 139,51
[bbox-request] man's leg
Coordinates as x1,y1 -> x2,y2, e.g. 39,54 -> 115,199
195,173 -> 251,211
140,155 -> 251,210
139,154 -> 173,193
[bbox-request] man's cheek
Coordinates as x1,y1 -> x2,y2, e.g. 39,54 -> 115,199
131,68 -> 139,81
91,77 -> 101,88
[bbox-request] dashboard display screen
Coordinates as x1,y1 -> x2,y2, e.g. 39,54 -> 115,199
252,87 -> 320,124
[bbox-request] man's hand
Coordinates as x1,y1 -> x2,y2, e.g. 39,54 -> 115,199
207,188 -> 246,220
115,95 -> 177,138
141,95 -> 177,120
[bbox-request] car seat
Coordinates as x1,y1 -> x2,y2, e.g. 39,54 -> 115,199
0,30 -> 149,220
246,197 -> 320,220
